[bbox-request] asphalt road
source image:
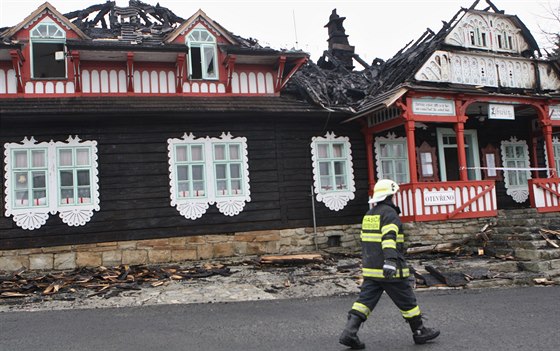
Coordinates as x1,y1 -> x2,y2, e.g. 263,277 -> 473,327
1,286 -> 559,351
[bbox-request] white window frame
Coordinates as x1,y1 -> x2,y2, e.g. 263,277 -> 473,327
186,26 -> 218,80
374,132 -> 410,184
501,137 -> 531,203
4,136 -> 99,230
436,128 -> 482,181
544,136 -> 560,178
168,132 -> 250,219
30,18 -> 67,79
311,132 -> 355,211
466,17 -> 489,49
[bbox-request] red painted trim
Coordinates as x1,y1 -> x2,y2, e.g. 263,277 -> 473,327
447,185 -> 493,219
275,56 -> 286,92
70,51 -> 81,93
368,117 -> 405,133
361,126 -> 375,196
127,53 -> 134,93
9,49 -> 24,93
279,57 -> 308,91
405,121 -> 418,183
175,54 -> 186,93
454,122 -> 468,181
225,55 -> 236,94
530,178 -> 560,213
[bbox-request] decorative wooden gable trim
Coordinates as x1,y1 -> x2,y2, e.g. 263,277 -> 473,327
164,9 -> 236,45
2,2 -> 89,40
444,11 -> 529,53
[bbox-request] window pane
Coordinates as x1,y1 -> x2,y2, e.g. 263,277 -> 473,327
193,181 -> 205,193
320,176 -> 332,190
76,149 -> 90,166
176,146 -> 188,162
14,151 -> 27,168
230,163 -> 241,178
33,190 -> 46,203
77,170 -> 90,186
214,145 -> 226,160
505,146 -> 514,158
78,188 -> 91,203
231,180 -> 241,193
59,149 -> 73,166
335,175 -> 347,189
382,160 -> 393,176
319,162 -> 330,176
15,191 -> 28,207
333,161 -> 345,175
393,144 -> 404,157
178,182 -> 189,196
60,189 -> 74,204
32,172 -> 46,188
229,144 -> 240,160
60,170 -> 74,186
32,150 -> 46,167
217,180 -> 228,193
177,166 -> 189,181
318,144 -> 329,158
203,46 -> 216,78
380,144 -> 389,158
191,145 -> 203,161
332,144 -> 344,158
215,164 -> 227,179
192,165 -> 204,180
15,172 -> 28,189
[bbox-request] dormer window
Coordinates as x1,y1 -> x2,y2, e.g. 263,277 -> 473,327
186,27 -> 218,80
495,22 -> 516,51
30,18 -> 66,79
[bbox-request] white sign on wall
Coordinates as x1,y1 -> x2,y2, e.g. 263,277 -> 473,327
488,104 -> 515,120
423,190 -> 456,206
412,98 -> 456,116
550,105 -> 560,120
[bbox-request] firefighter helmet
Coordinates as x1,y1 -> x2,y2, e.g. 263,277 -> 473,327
369,179 -> 399,203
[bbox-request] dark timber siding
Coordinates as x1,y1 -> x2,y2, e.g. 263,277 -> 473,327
0,113 -> 368,250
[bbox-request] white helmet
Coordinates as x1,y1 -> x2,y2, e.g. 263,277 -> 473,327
369,179 -> 399,203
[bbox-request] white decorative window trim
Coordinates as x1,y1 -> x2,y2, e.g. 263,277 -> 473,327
168,132 -> 250,220
311,132 -> 355,211
501,137 -> 531,203
544,137 -> 560,178
374,132 -> 410,184
4,136 -> 99,230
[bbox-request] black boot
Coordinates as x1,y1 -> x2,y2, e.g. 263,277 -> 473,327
339,313 -> 366,349
407,315 -> 440,345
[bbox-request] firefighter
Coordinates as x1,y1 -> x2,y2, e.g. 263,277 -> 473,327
339,179 -> 440,349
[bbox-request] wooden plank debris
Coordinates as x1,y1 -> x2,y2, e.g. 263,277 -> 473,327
407,224 -> 491,256
539,229 -> 560,248
260,254 -> 323,265
0,264 -> 233,300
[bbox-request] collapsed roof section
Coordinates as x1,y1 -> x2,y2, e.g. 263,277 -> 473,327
289,0 -> 555,114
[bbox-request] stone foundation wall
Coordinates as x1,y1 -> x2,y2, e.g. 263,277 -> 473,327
2,208 -> 559,272
0,224 -> 362,271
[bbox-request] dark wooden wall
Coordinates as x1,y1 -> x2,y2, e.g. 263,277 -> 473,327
0,113 -> 369,250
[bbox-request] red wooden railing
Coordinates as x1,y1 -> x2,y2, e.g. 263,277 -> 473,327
392,180 -> 497,222
529,178 -> 560,213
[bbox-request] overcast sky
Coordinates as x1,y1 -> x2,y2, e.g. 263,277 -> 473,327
1,0 -> 558,63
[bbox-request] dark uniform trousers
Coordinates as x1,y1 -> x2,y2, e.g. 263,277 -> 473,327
350,278 -> 420,321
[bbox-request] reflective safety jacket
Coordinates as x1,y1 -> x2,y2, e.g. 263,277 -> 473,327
360,200 -> 409,280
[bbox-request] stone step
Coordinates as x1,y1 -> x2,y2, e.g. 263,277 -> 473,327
514,249 -> 560,261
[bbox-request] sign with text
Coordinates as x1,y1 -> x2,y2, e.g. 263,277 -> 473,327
550,105 -> 560,120
412,98 -> 456,116
488,104 -> 515,120
423,190 -> 456,206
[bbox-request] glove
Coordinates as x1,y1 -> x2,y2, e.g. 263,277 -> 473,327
383,259 -> 397,278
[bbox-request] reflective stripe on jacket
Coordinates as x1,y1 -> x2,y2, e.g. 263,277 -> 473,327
360,201 -> 409,280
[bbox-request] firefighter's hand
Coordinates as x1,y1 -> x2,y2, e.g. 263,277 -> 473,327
383,259 -> 397,278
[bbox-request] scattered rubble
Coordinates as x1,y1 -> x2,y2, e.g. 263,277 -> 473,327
1,247 -> 559,312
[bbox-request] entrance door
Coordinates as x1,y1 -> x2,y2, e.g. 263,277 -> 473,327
436,128 -> 482,181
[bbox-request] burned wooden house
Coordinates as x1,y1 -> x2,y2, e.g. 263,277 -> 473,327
296,0 -> 560,225
1,0 -> 560,271
0,1 -> 369,270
